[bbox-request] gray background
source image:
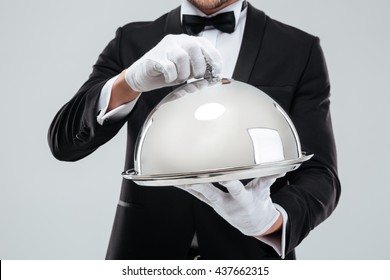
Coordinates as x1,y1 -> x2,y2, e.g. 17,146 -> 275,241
1,0 -> 389,259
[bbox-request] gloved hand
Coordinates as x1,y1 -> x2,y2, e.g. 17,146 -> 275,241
125,34 -> 222,92
176,174 -> 284,236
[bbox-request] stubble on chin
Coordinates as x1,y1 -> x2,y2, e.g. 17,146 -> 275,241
187,0 -> 230,11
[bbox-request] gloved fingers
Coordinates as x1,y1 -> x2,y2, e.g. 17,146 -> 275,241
181,183 -> 226,205
147,57 -> 178,84
247,176 -> 276,189
166,48 -> 191,83
181,39 -> 207,79
218,180 -> 246,198
247,173 -> 287,188
196,37 -> 222,76
124,34 -> 222,93
139,34 -> 187,83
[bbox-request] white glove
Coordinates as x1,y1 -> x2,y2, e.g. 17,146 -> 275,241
125,34 -> 222,92
176,175 -> 284,236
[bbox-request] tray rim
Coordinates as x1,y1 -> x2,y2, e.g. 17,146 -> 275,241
122,154 -> 313,186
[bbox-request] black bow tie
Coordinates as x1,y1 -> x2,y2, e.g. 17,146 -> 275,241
182,11 -> 236,35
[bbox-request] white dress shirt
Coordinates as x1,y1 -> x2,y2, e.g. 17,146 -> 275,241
96,0 -> 287,258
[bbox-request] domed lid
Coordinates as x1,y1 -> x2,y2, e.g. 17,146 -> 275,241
123,78 -> 312,186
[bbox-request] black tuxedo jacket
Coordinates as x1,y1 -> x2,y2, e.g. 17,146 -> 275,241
48,3 -> 341,259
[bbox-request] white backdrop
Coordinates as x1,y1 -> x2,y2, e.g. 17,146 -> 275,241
1,0 -> 389,259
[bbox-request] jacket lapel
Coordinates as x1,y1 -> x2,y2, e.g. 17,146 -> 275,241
233,3 -> 267,83
164,6 -> 183,35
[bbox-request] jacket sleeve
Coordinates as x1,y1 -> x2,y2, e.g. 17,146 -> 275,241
48,27 -> 128,161
271,37 -> 341,254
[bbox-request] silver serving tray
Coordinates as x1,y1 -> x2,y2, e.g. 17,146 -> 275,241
122,154 -> 312,186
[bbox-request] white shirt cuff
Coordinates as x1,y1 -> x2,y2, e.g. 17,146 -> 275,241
254,203 -> 287,259
97,75 -> 140,125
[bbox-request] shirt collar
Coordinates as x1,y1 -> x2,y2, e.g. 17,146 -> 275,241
180,0 -> 245,30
